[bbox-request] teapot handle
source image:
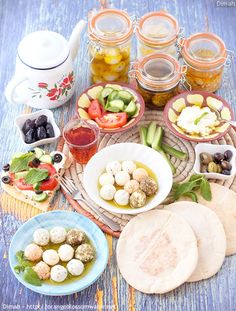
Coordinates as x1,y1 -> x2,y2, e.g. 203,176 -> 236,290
5,75 -> 29,104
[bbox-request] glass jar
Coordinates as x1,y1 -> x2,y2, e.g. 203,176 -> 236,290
131,53 -> 185,110
180,32 -> 227,92
136,11 -> 180,58
88,9 -> 133,84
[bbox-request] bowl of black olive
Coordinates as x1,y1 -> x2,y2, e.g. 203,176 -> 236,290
15,109 -> 61,147
193,143 -> 236,180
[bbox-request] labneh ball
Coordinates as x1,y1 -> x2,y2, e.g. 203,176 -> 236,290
66,229 -> 86,247
130,190 -> 147,208
114,189 -> 129,206
75,243 -> 95,263
33,261 -> 50,280
50,227 -> 67,244
67,259 -> 84,276
43,249 -> 60,266
122,160 -> 136,174
50,265 -> 68,283
140,177 -> 158,196
115,171 -> 130,186
99,172 -> 115,186
106,161 -> 122,175
33,228 -> 50,246
132,168 -> 148,182
24,244 -> 43,261
124,180 -> 139,194
100,184 -> 116,201
58,244 -> 74,262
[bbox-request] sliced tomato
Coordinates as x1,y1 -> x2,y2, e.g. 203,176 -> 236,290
95,112 -> 127,129
40,177 -> 58,191
38,163 -> 57,176
88,100 -> 102,119
15,178 -> 33,191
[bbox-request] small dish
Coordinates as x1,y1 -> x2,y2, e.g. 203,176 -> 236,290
15,109 -> 61,148
193,143 -> 236,180
163,91 -> 234,142
76,82 -> 145,134
83,143 -> 173,215
9,210 -> 108,296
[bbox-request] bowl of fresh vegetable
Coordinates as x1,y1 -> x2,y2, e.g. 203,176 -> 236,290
77,83 -> 145,133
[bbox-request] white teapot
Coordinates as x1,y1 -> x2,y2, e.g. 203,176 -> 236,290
5,20 -> 86,109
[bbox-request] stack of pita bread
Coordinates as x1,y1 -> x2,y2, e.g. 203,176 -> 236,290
116,183 -> 236,294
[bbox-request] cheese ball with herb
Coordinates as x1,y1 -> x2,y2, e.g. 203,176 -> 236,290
43,249 -> 60,266
115,171 -> 130,186
130,190 -> 147,208
75,243 -> 95,263
99,172 -> 115,186
114,189 -> 130,206
33,261 -> 50,280
50,227 -> 67,244
58,244 -> 74,262
106,161 -> 122,176
33,228 -> 50,246
66,229 -> 86,247
67,259 -> 84,276
50,265 -> 68,283
24,243 -> 43,261
132,168 -> 149,182
140,177 -> 158,196
124,180 -> 140,194
122,160 -> 136,174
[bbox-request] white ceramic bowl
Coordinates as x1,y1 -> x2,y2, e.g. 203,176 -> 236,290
15,109 -> 61,148
83,143 -> 173,215
193,143 -> 236,180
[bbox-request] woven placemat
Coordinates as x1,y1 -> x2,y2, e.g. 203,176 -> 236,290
59,110 -> 236,238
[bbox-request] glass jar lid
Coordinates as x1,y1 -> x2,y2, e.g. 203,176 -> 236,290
181,32 -> 227,69
88,9 -> 133,45
133,53 -> 182,91
136,11 -> 179,46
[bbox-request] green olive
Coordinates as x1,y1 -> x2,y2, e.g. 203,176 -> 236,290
216,164 -> 222,173
200,152 -> 214,165
207,161 -> 218,173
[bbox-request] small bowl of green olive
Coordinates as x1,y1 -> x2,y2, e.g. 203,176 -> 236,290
193,143 -> 236,180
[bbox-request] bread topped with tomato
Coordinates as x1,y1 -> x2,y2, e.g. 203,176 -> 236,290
1,148 -> 71,211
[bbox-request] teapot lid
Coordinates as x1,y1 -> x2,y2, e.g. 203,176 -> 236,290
18,31 -> 69,69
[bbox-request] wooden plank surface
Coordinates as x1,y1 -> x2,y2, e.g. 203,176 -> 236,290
0,0 -> 236,310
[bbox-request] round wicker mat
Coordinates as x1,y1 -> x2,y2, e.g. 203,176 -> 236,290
59,110 -> 236,237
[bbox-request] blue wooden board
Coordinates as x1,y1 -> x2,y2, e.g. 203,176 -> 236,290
0,0 -> 236,310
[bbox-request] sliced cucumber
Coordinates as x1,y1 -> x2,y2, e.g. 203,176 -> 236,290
15,171 -> 28,180
98,92 -> 105,106
101,87 -> 113,98
117,90 -> 133,104
162,143 -> 187,160
106,106 -> 121,113
39,155 -> 52,164
125,100 -> 136,116
33,182 -> 41,190
159,150 -> 176,174
152,127 -> 163,151
32,192 -> 48,202
108,90 -> 118,101
139,126 -> 148,146
108,99 -> 125,112
146,121 -> 157,146
34,148 -> 45,159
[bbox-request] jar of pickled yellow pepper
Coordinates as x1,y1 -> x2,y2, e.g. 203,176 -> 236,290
179,32 -> 228,92
136,11 -> 180,58
131,53 -> 186,110
88,9 -> 133,84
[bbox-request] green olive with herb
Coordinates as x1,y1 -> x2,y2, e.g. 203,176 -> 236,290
207,161 -> 218,173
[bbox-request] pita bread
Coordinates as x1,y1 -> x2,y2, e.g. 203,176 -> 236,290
197,183 -> 236,256
116,210 -> 198,294
165,201 -> 226,282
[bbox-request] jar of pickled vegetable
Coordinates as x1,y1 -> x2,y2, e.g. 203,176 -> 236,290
131,53 -> 185,110
88,9 -> 133,84
179,32 -> 227,92
136,11 -> 180,58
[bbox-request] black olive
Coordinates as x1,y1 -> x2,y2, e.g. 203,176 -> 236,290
37,126 -> 47,140
22,119 -> 36,134
224,150 -> 233,161
53,153 -> 63,163
35,190 -> 43,194
3,164 -> 10,171
1,176 -> 10,184
25,129 -> 37,144
32,158 -> 40,167
35,115 -> 48,127
222,169 -> 231,175
221,161 -> 232,171
214,153 -> 224,163
46,123 -> 55,138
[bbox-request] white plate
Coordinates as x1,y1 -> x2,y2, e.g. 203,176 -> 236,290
83,143 -> 173,215
193,143 -> 236,180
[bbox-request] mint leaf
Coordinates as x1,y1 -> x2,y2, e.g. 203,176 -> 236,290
184,191 -> 198,202
200,179 -> 212,201
23,267 -> 42,286
10,153 -> 35,173
173,181 -> 196,200
25,168 -> 48,185
15,250 -> 25,264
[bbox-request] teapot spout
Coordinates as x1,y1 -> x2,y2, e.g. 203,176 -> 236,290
69,20 -> 86,60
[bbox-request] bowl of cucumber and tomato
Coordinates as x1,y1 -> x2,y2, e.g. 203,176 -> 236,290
77,83 -> 145,133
